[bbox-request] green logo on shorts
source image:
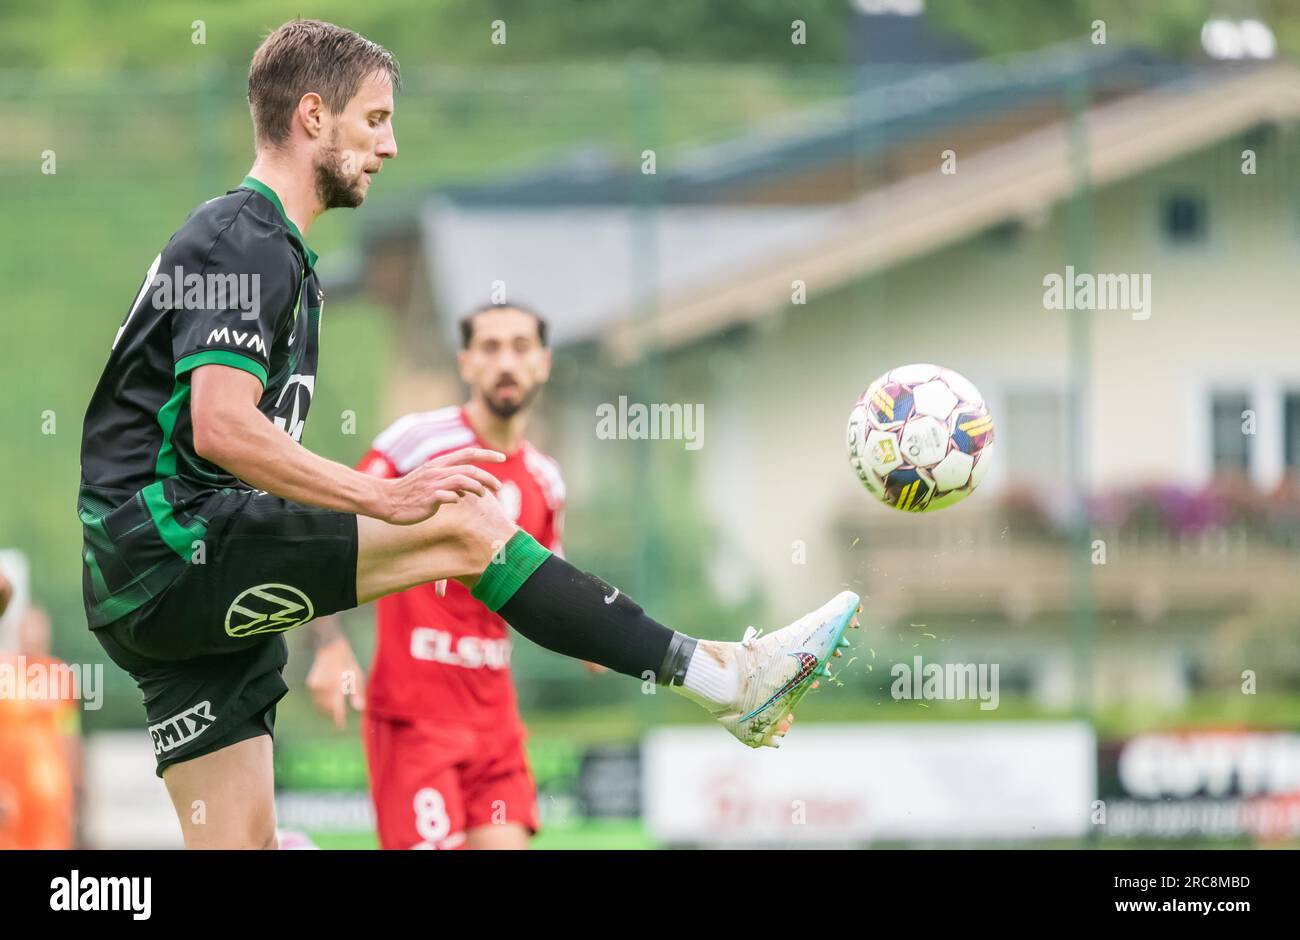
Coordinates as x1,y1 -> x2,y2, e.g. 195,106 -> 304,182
225,583 -> 315,637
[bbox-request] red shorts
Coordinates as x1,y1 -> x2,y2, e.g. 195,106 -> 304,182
362,713 -> 540,850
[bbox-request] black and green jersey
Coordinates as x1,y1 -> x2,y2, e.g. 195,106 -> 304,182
79,176 -> 324,628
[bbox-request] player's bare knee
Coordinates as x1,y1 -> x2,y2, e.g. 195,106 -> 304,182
436,493 -> 516,574
230,815 -> 277,850
180,809 -> 273,849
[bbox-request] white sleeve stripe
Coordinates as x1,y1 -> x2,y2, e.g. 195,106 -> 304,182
375,420 -> 471,469
371,408 -> 462,449
386,420 -> 470,466
372,413 -> 427,451
372,406 -> 463,453
393,428 -> 478,474
522,445 -> 566,509
536,450 -> 565,498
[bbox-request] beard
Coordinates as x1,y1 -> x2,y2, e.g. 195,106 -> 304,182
484,381 -> 540,420
314,132 -> 366,209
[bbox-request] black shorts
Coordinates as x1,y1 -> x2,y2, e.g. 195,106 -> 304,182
93,490 -> 359,776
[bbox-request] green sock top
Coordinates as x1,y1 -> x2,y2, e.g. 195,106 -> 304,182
471,529 -> 553,611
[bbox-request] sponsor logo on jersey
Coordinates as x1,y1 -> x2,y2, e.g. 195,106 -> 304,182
272,373 -> 315,443
149,700 -> 216,754
205,327 -> 267,355
224,583 -> 315,638
410,627 -> 511,670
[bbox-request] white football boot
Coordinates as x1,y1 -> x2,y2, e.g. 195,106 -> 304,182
715,590 -> 860,748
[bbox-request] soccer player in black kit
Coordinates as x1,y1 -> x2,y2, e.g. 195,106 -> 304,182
79,18 -> 857,848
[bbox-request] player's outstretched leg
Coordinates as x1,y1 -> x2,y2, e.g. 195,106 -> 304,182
670,590 -> 860,748
357,494 -> 859,748
488,543 -> 860,749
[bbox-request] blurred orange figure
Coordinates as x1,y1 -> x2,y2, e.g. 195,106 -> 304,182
0,606 -> 80,850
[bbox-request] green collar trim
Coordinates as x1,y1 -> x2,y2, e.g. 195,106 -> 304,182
238,175 -> 319,269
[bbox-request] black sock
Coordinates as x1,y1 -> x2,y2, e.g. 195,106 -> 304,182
497,555 -> 696,684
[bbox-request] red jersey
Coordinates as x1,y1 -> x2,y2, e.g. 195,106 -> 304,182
358,406 -> 564,728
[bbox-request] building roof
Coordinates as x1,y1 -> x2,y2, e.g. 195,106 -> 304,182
603,60 -> 1300,361
370,45 -> 1296,354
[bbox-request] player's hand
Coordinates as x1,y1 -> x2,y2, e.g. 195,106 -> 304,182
378,447 -> 505,525
306,636 -> 366,729
581,661 -> 608,674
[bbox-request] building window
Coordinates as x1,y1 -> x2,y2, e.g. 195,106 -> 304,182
1004,389 -> 1066,487
982,220 -> 1023,249
1161,191 -> 1207,244
1210,391 -> 1251,476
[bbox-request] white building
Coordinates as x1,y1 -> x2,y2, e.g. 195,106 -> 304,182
353,51 -> 1300,704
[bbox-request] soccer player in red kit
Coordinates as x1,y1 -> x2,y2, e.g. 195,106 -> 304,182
309,302 -> 574,849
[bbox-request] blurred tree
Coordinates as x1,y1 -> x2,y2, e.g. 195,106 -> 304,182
0,0 -> 849,71
8,0 -> 1300,73
925,0 -> 1299,61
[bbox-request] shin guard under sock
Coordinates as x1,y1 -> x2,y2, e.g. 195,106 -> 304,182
481,532 -> 695,683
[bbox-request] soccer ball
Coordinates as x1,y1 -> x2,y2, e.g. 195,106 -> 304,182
846,363 -> 994,512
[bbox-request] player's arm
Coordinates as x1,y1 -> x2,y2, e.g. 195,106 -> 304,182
170,230 -> 503,523
306,613 -> 364,729
189,365 -> 504,523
